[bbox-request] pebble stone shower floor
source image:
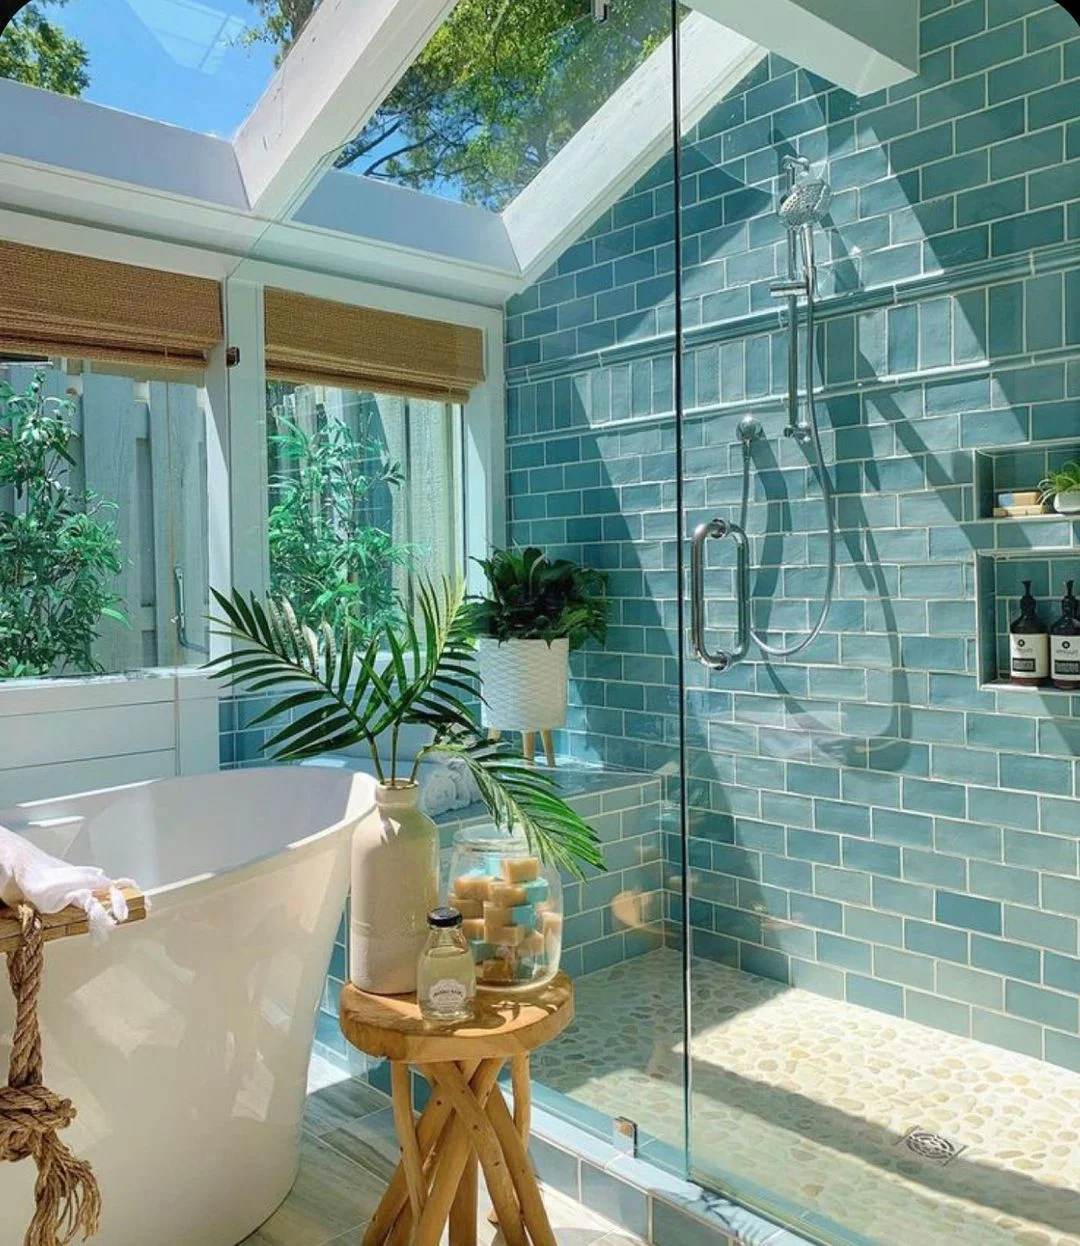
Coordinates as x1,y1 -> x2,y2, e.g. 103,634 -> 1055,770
534,948 -> 1080,1246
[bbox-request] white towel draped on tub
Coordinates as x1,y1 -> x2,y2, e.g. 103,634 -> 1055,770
0,825 -> 138,942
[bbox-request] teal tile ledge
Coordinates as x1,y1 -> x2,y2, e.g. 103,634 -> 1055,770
523,1086 -> 822,1246
506,238 -> 1080,388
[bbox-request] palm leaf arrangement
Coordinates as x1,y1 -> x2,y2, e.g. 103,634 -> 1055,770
205,578 -> 604,877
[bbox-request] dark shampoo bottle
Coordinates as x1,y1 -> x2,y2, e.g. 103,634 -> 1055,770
1009,580 -> 1049,687
1050,580 -> 1080,691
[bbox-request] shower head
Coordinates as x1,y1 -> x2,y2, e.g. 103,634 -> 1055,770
778,177 -> 832,230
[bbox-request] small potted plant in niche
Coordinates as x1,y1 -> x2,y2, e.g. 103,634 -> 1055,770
1040,461 -> 1080,515
466,547 -> 609,767
205,579 -> 603,996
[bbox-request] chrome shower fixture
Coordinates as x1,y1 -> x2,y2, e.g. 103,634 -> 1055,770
777,177 -> 833,230
771,154 -> 833,443
737,150 -> 837,661
737,415 -> 763,451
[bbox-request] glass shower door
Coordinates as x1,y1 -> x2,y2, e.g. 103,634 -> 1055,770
677,5 -> 1080,1246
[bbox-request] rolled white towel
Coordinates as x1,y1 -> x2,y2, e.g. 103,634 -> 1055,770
0,825 -> 138,943
418,756 -> 481,817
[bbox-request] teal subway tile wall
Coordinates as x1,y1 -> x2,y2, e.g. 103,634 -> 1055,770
504,0 -> 1080,1072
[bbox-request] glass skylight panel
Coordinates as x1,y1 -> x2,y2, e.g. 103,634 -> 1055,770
329,0 -> 674,212
0,0 -> 295,136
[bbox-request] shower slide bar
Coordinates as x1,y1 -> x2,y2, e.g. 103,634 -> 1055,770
690,518 -> 750,672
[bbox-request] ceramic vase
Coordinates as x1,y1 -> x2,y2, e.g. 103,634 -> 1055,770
475,636 -> 569,732
1053,491 -> 1080,515
349,781 -> 438,994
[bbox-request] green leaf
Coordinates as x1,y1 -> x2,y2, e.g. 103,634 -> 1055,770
201,579 -> 604,878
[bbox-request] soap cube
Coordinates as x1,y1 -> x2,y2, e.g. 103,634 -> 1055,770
484,854 -> 504,877
462,918 -> 486,941
454,872 -> 493,900
491,925 -> 526,948
521,931 -> 545,959
521,878 -> 550,904
482,903 -> 512,928
541,911 -> 562,937
510,903 -> 536,927
448,894 -> 483,920
501,856 -> 539,884
479,959 -> 513,985
489,882 -> 527,907
468,940 -> 494,961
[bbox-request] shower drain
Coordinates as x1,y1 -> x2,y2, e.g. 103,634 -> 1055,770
898,1126 -> 967,1166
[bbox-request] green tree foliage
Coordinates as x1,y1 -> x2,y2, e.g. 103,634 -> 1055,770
239,0 -> 313,67
266,393 -> 414,642
243,0 -> 668,209
0,1 -> 89,95
0,372 -> 125,678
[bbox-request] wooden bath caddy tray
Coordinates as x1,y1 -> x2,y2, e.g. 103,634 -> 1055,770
0,887 -> 147,955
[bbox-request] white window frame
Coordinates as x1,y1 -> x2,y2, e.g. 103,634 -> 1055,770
223,260 -> 504,611
0,219 -> 506,685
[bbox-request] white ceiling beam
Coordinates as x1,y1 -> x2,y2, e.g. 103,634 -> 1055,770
504,14 -> 766,287
0,154 -> 522,305
688,0 -> 919,95
233,0 -> 460,221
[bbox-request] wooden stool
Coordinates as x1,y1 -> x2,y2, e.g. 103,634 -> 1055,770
340,974 -> 573,1246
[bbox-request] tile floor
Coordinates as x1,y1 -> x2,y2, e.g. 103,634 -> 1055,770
240,1057 -> 646,1246
535,948 -> 1080,1246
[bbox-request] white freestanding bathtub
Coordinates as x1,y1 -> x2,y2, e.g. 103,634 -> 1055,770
0,766 -> 375,1246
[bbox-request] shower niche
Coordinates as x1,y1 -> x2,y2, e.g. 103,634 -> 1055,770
974,551 -> 1080,693
974,441 -> 1080,526
971,440 -> 1080,691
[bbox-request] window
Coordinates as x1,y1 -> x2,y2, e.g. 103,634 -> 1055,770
0,357 -> 212,678
265,381 -> 464,640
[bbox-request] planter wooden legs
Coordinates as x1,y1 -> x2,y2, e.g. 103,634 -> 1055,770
490,729 -> 556,767
540,732 -> 556,767
367,1057 -> 555,1246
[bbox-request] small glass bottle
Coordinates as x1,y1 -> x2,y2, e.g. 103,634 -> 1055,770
417,907 -> 476,1023
1009,580 -> 1049,687
1050,580 -> 1080,691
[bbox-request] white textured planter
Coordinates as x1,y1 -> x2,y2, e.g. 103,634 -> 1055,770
350,781 -> 438,995
476,636 -> 570,732
1053,491 -> 1080,515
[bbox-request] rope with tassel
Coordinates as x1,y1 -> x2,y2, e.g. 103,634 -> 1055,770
0,903 -> 101,1245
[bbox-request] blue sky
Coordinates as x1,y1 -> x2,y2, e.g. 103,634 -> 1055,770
49,0 -> 278,135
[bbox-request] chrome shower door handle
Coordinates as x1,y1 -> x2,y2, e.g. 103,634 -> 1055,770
690,518 -> 751,672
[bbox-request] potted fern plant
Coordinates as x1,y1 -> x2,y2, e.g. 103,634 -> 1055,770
206,579 -> 602,994
1040,461 -> 1080,515
466,547 -> 609,765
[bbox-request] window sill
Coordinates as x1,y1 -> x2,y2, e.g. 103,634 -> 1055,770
0,667 -> 218,715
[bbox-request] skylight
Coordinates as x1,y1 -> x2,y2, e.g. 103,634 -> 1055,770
329,0 -> 675,212
0,0 -> 283,135
0,0 -> 917,302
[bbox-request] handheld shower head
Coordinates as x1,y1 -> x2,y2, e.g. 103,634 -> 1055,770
777,177 -> 832,229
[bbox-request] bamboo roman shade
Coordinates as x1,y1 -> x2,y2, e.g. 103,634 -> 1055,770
264,288 -> 485,403
0,241 -> 222,373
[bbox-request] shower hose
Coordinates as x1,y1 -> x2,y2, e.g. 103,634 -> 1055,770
738,292 -> 838,659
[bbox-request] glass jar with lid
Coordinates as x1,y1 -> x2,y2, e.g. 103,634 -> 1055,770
446,827 -> 563,992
